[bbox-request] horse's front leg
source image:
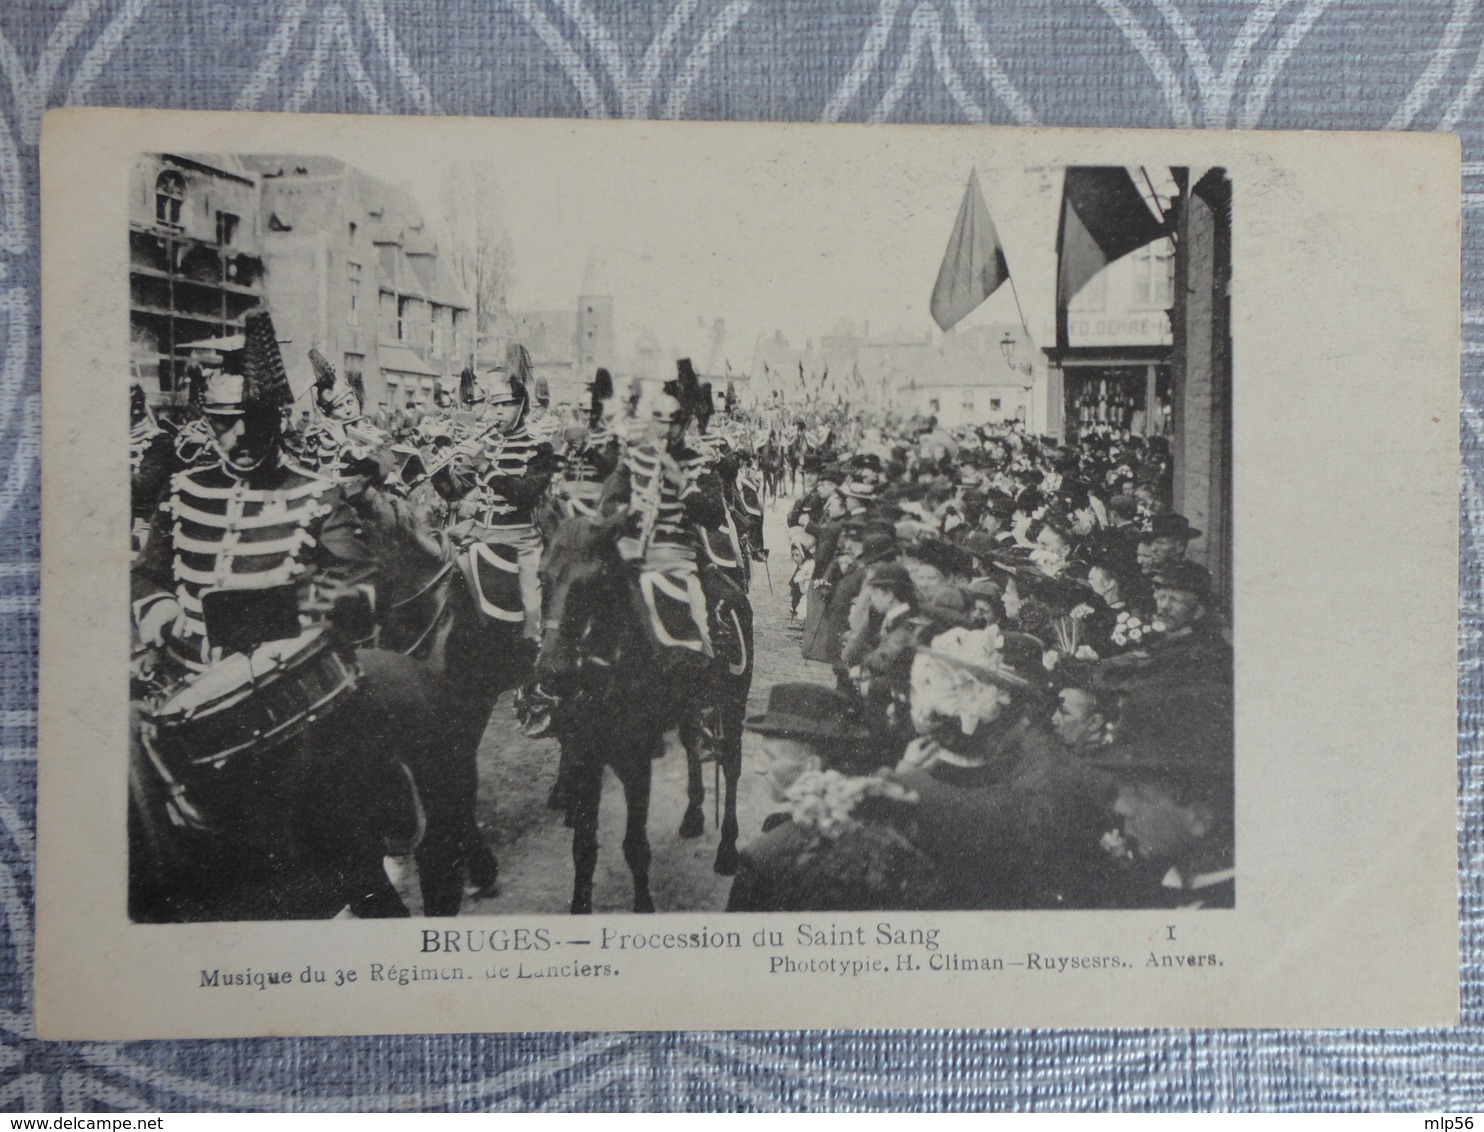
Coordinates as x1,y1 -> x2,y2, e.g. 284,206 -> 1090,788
567,759 -> 603,915
617,745 -> 656,913
677,717 -> 706,840
712,696 -> 745,877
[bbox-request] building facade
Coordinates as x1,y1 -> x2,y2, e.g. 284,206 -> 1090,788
246,156 -> 470,417
130,154 -> 470,415
129,154 -> 265,402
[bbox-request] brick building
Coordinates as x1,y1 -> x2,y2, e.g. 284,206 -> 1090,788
130,153 -> 470,415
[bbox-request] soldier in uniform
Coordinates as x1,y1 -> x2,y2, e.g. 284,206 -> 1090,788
685,368 -> 750,591
602,361 -> 733,648
525,376 -> 562,447
557,367 -> 621,520
596,361 -> 746,759
296,348 -> 391,485
129,310 -> 426,922
442,350 -> 557,647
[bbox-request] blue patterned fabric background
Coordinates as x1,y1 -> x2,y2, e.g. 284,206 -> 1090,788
1,0 -> 1481,1111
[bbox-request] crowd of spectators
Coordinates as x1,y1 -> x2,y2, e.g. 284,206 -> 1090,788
730,418 -> 1234,913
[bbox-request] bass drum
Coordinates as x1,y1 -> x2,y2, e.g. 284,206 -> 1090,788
142,628 -> 360,836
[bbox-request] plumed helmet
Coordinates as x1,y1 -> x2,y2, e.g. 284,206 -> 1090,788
488,344 -> 532,419
202,310 -> 291,417
658,358 -> 704,427
588,367 -> 614,429
458,365 -> 487,406
696,382 -> 716,434
310,348 -> 363,420
534,376 -> 551,405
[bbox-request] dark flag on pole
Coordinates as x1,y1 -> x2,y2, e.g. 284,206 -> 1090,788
1057,166 -> 1168,312
930,168 -> 1010,332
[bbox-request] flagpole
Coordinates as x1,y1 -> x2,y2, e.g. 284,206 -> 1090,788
1007,275 -> 1032,342
1139,165 -> 1172,234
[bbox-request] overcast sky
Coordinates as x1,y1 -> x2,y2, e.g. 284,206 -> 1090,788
348,124 -> 1174,367
352,127 -> 1030,365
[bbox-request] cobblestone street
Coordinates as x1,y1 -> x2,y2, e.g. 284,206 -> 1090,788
463,496 -> 829,915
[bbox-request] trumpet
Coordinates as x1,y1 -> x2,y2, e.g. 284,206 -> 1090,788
410,419 -> 505,487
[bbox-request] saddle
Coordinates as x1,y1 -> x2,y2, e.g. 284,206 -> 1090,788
637,566 -> 712,657
457,541 -> 524,626
632,562 -> 748,681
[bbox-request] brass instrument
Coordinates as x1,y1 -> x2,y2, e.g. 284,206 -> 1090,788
634,458 -> 664,558
411,417 -> 505,487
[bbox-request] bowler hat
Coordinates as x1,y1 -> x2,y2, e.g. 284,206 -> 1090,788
865,560 -> 913,591
858,532 -> 899,565
1144,513 -> 1203,542
745,683 -> 871,742
1151,560 -> 1214,599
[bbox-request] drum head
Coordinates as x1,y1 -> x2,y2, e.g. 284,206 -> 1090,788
157,628 -> 324,720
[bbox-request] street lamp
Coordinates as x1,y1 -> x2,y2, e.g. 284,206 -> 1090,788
1000,330 -> 1033,378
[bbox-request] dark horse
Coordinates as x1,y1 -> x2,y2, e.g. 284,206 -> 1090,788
347,483 -> 534,914
537,514 -> 754,914
757,430 -> 786,503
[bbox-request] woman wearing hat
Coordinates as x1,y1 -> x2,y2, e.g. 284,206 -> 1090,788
893,626 -> 1116,910
726,684 -> 941,913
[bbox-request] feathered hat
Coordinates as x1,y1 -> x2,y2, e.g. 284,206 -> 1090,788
488,343 -> 532,411
458,364 -> 486,406
202,310 -> 291,416
659,358 -> 704,426
309,347 -> 363,419
696,382 -> 716,434
588,367 -> 614,430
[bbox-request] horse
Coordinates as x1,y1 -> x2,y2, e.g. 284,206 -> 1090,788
536,513 -> 754,914
345,481 -> 536,914
757,432 -> 786,503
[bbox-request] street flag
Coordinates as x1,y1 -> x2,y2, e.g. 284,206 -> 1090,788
1057,166 -> 1168,310
930,168 -> 1010,332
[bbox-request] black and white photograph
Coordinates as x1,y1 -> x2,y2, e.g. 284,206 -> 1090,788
124,147 -> 1232,922
36,110 -> 1458,1036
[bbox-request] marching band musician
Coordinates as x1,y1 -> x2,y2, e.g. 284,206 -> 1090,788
297,348 -> 392,484
129,310 -> 424,922
601,358 -> 733,655
525,376 -> 563,447
443,348 -> 557,646
558,367 -> 621,519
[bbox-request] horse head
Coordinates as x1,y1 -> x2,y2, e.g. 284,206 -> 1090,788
537,510 -> 630,685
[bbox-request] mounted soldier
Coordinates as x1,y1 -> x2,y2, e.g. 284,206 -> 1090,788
600,359 -> 735,657
682,368 -> 750,593
296,348 -> 391,485
556,366 -> 621,521
129,309 -> 427,922
438,345 -> 557,650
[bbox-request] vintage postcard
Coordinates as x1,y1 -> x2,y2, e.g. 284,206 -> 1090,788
34,108 -> 1458,1038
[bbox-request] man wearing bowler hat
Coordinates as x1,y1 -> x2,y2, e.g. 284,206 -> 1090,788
1135,512 -> 1202,577
726,684 -> 940,912
1087,745 -> 1234,908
